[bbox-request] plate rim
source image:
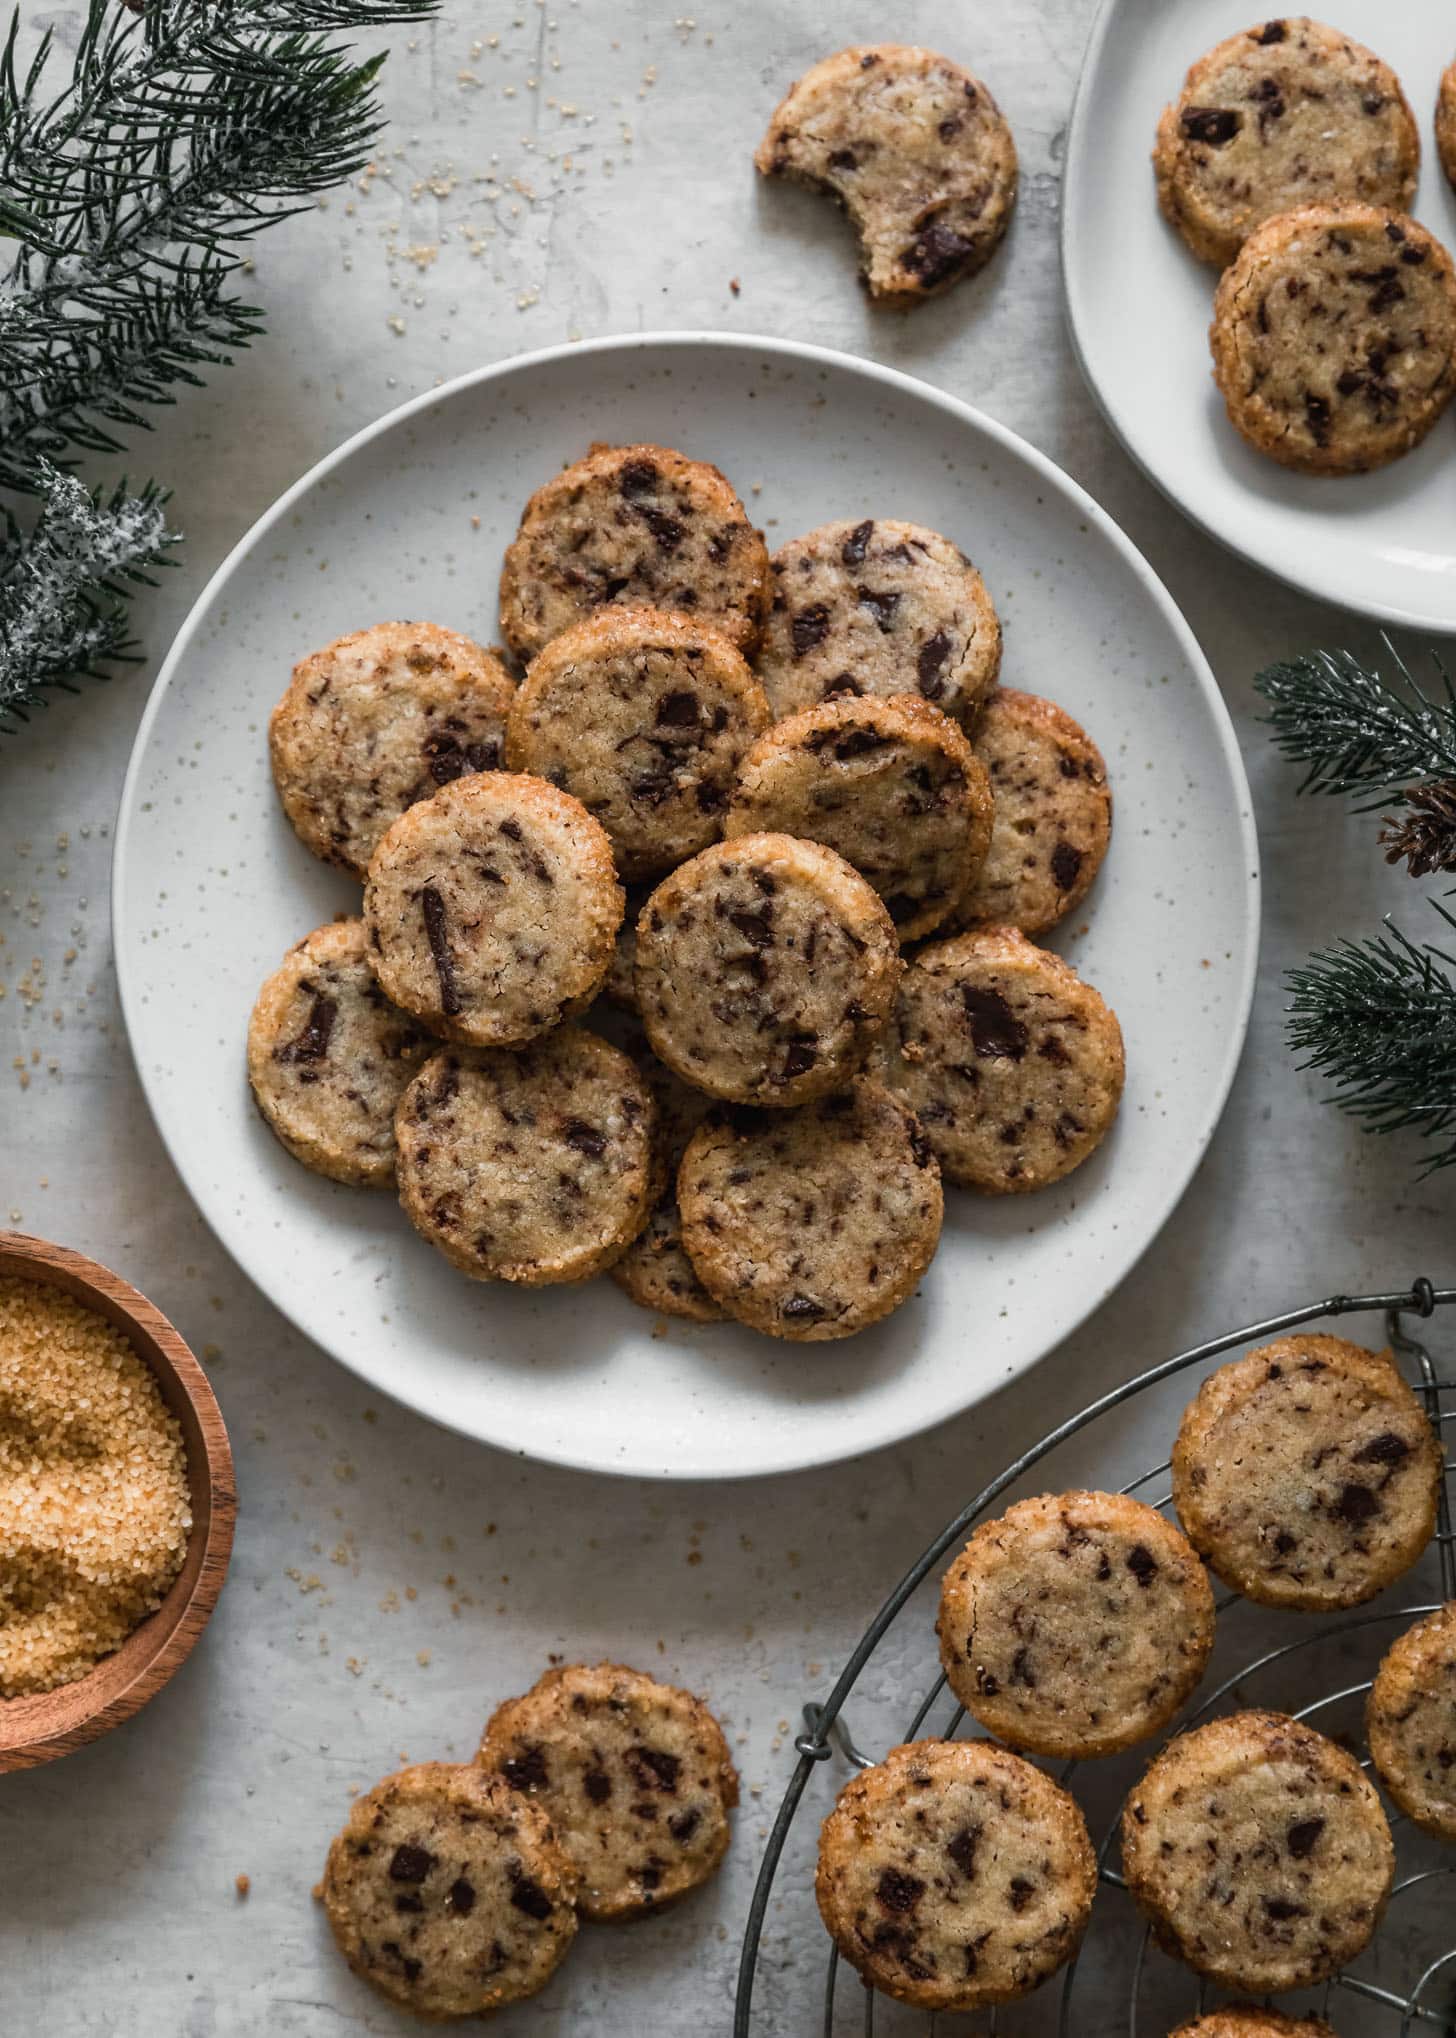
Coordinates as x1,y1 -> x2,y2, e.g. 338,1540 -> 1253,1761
112,328 -> 1262,1480
1061,0 -> 1456,637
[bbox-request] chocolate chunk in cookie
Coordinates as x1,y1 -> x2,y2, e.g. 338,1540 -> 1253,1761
480,1662 -> 738,1919
505,607 -> 769,880
876,925 -> 1124,1193
757,519 -> 1000,732
950,688 -> 1110,936
1122,1711 -> 1394,1993
1171,1333 -> 1442,1610
321,1762 -> 577,2018
1210,204 -> 1456,474
498,442 -> 770,662
815,1738 -> 1095,2011
756,45 -> 1017,303
725,692 -> 993,941
269,621 -> 514,876
636,833 -> 901,1107
364,771 -> 622,1047
938,1490 -> 1215,1760
247,918 -> 432,1186
1367,1602 -> 1456,1843
395,1028 -> 656,1285
678,1078 -> 942,1342
1154,19 -> 1419,268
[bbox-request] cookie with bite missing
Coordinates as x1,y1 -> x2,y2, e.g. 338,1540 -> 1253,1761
756,45 -> 1017,303
269,621 -> 514,877
321,1761 -> 578,2019
1366,1602 -> 1456,1842
247,918 -> 432,1186
480,1662 -> 738,1920
725,692 -> 993,941
1121,1710 -> 1394,1993
875,925 -> 1124,1193
756,518 -> 1000,731
505,607 -> 769,881
1154,18 -> 1419,268
1171,1333 -> 1442,1610
815,1738 -> 1095,2011
498,443 -> 770,663
937,1490 -> 1215,1760
1210,204 -> 1456,475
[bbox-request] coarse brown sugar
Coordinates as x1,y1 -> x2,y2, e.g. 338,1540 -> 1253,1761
0,1275 -> 192,1697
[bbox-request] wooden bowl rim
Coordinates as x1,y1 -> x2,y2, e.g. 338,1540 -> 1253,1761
0,1231 -> 237,1770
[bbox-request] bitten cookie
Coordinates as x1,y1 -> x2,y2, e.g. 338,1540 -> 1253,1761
756,519 -> 1000,731
480,1661 -> 739,1920
937,1491 -> 1215,1760
1366,1602 -> 1456,1842
1171,1333 -> 1442,1610
876,926 -> 1124,1193
247,918 -> 433,1186
609,1043 -> 722,1323
635,834 -> 901,1107
1440,61 -> 1456,191
678,1078 -> 942,1342
1210,205 -> 1456,475
1170,2012 -> 1338,2038
364,772 -> 622,1047
498,443 -> 770,662
321,1762 -> 578,2019
951,689 -> 1110,935
394,1029 -> 656,1285
1153,18 -> 1419,268
269,621 -> 514,876
505,607 -> 770,881
724,693 -> 993,941
756,45 -> 1018,303
815,1738 -> 1096,2011
1121,1710 -> 1394,1993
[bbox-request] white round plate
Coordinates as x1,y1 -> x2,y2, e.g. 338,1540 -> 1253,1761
1065,0 -> 1456,632
114,333 -> 1258,1480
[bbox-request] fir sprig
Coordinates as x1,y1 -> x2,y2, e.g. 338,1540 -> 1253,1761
0,0 -> 437,731
1253,643 -> 1456,804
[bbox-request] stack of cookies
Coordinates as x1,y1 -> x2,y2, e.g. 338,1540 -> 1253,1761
320,1661 -> 736,2019
1156,18 -> 1456,474
252,438 -> 1124,1342
813,1329 -> 1451,2019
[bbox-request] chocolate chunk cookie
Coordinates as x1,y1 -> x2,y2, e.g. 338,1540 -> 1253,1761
1366,1603 -> 1456,1842
1171,1333 -> 1442,1611
815,1738 -> 1096,2011
1121,1710 -> 1394,1993
937,1490 -> 1215,1760
247,918 -> 432,1186
757,519 -> 1000,732
608,1040 -> 723,1323
395,1028 -> 656,1285
1440,60 -> 1456,191
1171,2008 -> 1338,2038
724,693 -> 993,941
269,621 -> 514,877
756,45 -> 1018,304
480,1661 -> 738,1920
364,772 -> 622,1047
321,1761 -> 577,2019
678,1078 -> 942,1342
498,442 -> 770,663
1154,19 -> 1419,269
950,689 -> 1110,936
635,834 -> 901,1107
876,926 -> 1124,1193
505,607 -> 770,881
1210,204 -> 1456,474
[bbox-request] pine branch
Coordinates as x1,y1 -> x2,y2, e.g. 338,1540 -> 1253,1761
1253,643 -> 1456,806
1287,907 -> 1456,1175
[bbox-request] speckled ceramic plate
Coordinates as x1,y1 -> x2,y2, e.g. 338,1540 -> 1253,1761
113,333 -> 1258,1479
1065,0 -> 1456,630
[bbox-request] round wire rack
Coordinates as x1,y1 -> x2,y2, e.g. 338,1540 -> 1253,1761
733,1280 -> 1456,2037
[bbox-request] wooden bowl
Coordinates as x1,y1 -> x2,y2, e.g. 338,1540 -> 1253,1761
0,1233 -> 237,1771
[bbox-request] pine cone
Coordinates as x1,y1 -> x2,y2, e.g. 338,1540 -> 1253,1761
1380,782 -> 1456,879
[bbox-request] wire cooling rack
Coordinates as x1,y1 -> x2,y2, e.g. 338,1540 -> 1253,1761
733,1280 -> 1456,2037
